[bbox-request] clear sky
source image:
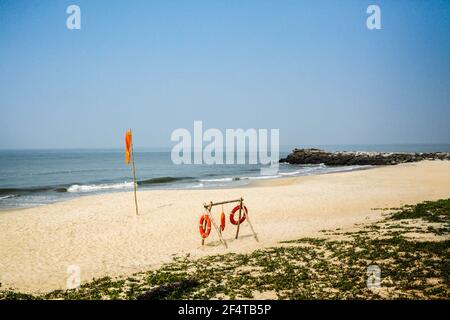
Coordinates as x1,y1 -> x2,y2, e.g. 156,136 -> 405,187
0,0 -> 449,149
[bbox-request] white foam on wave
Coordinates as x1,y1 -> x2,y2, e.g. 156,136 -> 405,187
322,165 -> 372,174
240,175 -> 281,180
199,177 -> 234,182
190,183 -> 204,188
67,181 -> 134,193
279,171 -> 301,176
62,166 -> 372,194
0,194 -> 17,200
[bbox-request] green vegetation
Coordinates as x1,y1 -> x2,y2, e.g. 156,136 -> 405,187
389,199 -> 450,224
1,198 -> 449,300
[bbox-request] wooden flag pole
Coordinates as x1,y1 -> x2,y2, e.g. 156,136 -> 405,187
130,130 -> 139,215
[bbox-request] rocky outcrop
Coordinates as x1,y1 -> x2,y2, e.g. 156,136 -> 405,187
279,148 -> 450,166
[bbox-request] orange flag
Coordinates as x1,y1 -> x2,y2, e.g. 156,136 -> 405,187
125,130 -> 132,164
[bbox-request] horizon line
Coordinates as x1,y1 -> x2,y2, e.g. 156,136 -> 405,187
1,143 -> 450,152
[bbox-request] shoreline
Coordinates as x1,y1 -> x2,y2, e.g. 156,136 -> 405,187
0,164 -> 375,211
248,163 -> 378,188
0,160 -> 449,293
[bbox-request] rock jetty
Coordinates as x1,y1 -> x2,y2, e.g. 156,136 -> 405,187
279,148 -> 450,166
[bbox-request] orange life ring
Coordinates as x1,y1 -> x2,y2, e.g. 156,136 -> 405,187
230,205 -> 247,225
220,211 -> 226,231
199,214 -> 211,238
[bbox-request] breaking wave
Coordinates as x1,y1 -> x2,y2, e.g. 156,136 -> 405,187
66,182 -> 134,193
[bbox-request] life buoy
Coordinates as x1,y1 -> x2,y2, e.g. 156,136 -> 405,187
230,205 -> 247,225
220,211 -> 226,231
199,214 -> 211,238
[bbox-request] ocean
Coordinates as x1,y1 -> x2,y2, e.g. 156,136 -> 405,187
1,144 -> 449,209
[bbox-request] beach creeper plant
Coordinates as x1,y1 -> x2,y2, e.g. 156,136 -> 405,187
1,199 -> 448,300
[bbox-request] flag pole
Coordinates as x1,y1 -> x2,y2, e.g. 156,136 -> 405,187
130,129 -> 139,215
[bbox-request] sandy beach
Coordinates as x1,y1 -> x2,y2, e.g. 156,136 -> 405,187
1,160 -> 449,294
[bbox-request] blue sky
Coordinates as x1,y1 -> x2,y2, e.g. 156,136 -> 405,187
0,0 -> 449,149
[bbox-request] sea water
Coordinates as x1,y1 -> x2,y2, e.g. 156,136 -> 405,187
0,144 -> 449,208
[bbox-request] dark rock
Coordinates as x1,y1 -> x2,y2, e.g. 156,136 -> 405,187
136,279 -> 199,300
279,148 -> 450,166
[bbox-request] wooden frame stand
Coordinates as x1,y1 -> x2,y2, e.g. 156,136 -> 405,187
201,197 -> 258,247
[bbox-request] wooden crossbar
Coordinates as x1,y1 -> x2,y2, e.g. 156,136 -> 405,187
203,199 -> 242,208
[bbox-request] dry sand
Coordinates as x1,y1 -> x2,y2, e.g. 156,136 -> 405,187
0,160 -> 449,293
